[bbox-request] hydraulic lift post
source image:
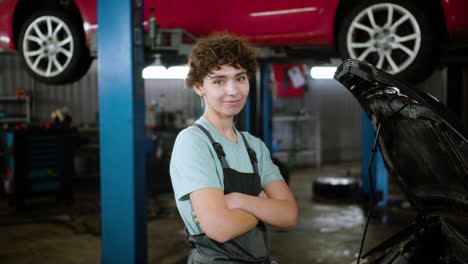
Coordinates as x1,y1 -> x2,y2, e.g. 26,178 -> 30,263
261,61 -> 273,152
98,1 -> 147,263
243,60 -> 273,152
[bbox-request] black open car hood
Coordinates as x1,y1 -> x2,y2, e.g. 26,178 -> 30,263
334,59 -> 468,216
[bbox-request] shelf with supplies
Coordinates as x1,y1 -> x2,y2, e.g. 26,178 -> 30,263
272,114 -> 321,168
0,96 -> 31,123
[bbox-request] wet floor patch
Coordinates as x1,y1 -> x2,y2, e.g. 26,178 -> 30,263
0,161 -> 416,264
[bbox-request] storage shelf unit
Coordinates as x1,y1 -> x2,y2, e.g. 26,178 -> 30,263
272,114 -> 321,168
0,96 -> 31,123
2,127 -> 76,209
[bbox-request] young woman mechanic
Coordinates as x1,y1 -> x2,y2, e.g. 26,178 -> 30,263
170,33 -> 298,263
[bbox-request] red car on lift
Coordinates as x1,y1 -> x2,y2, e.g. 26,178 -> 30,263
0,0 -> 467,84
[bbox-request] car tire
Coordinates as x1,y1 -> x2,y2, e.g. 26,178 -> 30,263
337,0 -> 437,83
312,175 -> 360,201
18,9 -> 91,85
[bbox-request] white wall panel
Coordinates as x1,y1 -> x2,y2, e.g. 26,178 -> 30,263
307,77 -> 362,162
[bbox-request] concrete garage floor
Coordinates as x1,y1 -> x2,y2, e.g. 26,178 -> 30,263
0,161 -> 416,264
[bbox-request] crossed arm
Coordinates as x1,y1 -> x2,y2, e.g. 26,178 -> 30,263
190,180 -> 298,243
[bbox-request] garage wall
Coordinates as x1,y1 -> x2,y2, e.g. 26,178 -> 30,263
306,66 -> 449,164
144,79 -> 201,121
0,54 -> 99,124
308,76 -> 362,163
272,69 -> 362,165
3,53 -> 445,165
304,67 -> 449,164
0,54 -> 201,125
416,68 -> 447,104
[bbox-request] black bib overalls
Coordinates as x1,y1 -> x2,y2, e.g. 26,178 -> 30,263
186,124 -> 271,264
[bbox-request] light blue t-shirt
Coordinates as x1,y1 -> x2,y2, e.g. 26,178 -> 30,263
169,117 -> 284,235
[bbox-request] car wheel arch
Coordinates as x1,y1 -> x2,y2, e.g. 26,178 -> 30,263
17,7 -> 92,84
334,0 -> 447,49
12,0 -> 85,50
334,0 -> 448,83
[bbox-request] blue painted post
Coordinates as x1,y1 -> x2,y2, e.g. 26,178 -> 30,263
244,76 -> 260,136
244,95 -> 251,132
261,62 -> 272,152
361,111 -> 388,207
98,0 -> 147,263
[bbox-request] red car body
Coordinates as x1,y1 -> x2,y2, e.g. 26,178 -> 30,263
1,0 -> 466,52
0,0 -> 467,84
0,0 -> 341,50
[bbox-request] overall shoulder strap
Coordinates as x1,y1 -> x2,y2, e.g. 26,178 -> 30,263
193,123 -> 230,169
239,132 -> 259,175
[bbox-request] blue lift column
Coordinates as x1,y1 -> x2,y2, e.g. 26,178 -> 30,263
244,91 -> 252,132
98,1 -> 147,263
244,64 -> 261,136
361,112 -> 388,207
261,62 -> 273,151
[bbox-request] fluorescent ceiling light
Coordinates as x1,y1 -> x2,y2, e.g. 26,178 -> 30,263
310,66 -> 337,79
142,66 -> 189,79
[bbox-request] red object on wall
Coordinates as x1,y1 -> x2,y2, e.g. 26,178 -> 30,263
273,64 -> 306,98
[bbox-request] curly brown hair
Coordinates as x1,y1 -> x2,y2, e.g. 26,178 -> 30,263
186,33 -> 257,88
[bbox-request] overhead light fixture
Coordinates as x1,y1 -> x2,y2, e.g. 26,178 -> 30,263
310,66 -> 337,79
142,66 -> 189,79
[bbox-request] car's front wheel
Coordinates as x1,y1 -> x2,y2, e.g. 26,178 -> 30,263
337,0 -> 437,83
18,9 -> 91,84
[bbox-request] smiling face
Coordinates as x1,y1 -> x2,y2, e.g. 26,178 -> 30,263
194,64 -> 249,120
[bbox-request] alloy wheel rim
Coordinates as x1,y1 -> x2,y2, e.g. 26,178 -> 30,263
346,3 -> 421,74
22,15 -> 74,78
